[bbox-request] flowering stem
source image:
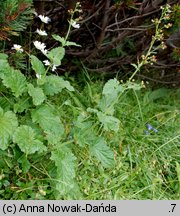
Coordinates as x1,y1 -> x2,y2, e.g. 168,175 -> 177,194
129,5 -> 171,81
64,3 -> 79,43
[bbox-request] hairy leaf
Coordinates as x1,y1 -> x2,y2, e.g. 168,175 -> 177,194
31,105 -> 64,144
98,78 -> 124,115
90,137 -> 114,168
87,108 -> 120,132
47,47 -> 65,66
43,75 -> 74,96
27,83 -> 46,106
73,116 -> 95,147
0,107 -> 18,150
13,125 -> 47,154
97,112 -> 120,132
30,55 -> 46,75
1,68 -> 27,97
50,147 -> 76,194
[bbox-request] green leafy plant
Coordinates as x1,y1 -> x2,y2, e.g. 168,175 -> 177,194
0,3 -> 179,200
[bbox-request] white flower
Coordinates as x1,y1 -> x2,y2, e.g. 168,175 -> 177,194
33,41 -> 46,50
71,21 -> 80,29
36,73 -> 41,79
52,64 -> 57,71
11,44 -> 23,53
36,29 -> 47,36
43,60 -> 50,66
43,60 -> 57,71
33,41 -> 47,54
38,15 -> 51,24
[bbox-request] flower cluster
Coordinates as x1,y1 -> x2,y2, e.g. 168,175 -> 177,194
141,54 -> 157,65
68,2 -> 82,29
140,4 -> 173,66
32,14 -> 58,74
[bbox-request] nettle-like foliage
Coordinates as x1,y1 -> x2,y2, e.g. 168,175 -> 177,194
0,3 -> 171,199
0,2 -> 123,198
0,0 -> 33,40
0,49 -> 143,198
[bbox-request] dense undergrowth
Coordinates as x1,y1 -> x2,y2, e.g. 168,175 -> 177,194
0,72 -> 180,199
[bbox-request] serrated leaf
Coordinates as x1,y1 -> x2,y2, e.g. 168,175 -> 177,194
0,54 -> 9,70
0,107 -> 18,150
43,75 -> 74,96
30,55 -> 46,75
65,41 -> 81,47
73,118 -> 95,147
27,83 -> 46,106
97,111 -> 120,132
102,78 -> 120,96
1,68 -> 27,97
47,47 -> 65,66
89,137 -> 114,168
52,35 -> 66,46
98,97 -> 115,115
13,125 -> 47,155
50,147 -> 76,195
98,78 -> 124,114
31,105 -> 64,144
87,108 -> 120,132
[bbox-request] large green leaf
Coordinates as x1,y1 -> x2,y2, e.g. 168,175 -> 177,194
0,53 -> 8,60
89,137 -> 114,168
87,108 -> 120,132
98,78 -> 125,115
1,68 -> 27,97
43,75 -> 74,96
50,147 -> 76,195
0,107 -> 18,150
31,105 -> 64,144
13,125 -> 47,155
27,83 -> 46,106
0,53 -> 9,70
102,78 -> 121,96
30,55 -> 46,75
97,112 -> 120,132
73,115 -> 95,147
47,47 -> 65,66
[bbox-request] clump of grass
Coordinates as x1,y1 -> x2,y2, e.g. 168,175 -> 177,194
70,81 -> 180,200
